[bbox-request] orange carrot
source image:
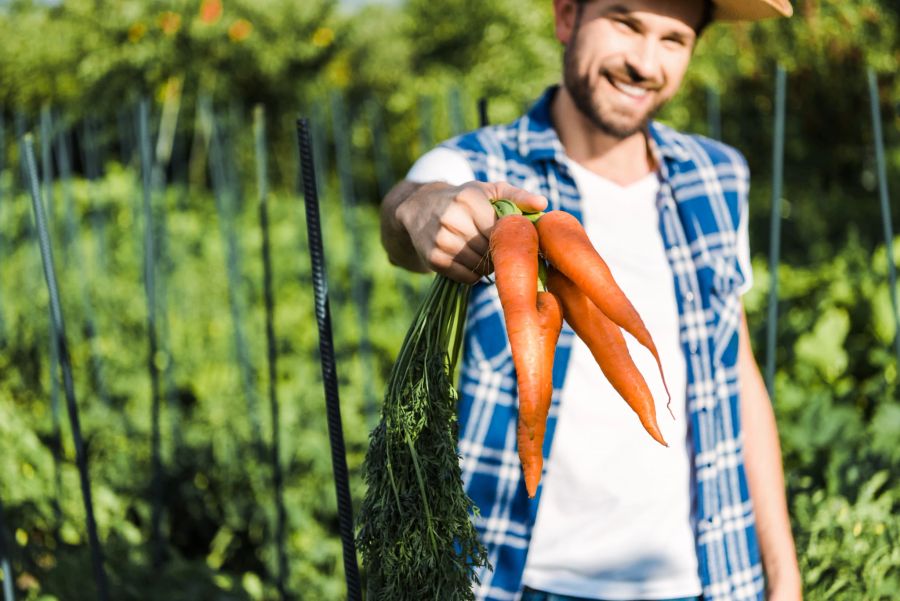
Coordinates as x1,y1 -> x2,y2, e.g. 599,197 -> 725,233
518,290 -> 562,497
547,267 -> 667,447
491,214 -> 547,498
536,210 -> 671,405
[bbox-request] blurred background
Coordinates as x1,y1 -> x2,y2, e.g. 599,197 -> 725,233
0,0 -> 898,599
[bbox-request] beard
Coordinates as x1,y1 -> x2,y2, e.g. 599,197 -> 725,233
562,27 -> 668,139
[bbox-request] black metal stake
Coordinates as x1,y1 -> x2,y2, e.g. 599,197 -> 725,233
138,98 -> 166,567
254,106 -> 290,600
478,97 -> 489,128
21,134 -> 110,601
296,118 -> 362,601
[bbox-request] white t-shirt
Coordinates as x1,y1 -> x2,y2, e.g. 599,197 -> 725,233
406,146 -> 752,600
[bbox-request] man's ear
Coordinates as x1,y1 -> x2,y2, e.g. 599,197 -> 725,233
553,0 -> 581,45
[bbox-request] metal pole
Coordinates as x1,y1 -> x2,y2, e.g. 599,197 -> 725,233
56,127 -> 110,408
296,118 -> 362,601
0,496 -> 14,601
478,97 -> 489,128
448,85 -> 466,136
707,86 -> 722,141
138,98 -> 166,567
204,103 -> 264,455
21,134 -> 110,601
254,105 -> 290,600
868,68 -> 900,368
765,65 -> 787,397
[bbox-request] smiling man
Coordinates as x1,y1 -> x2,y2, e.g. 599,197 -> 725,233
379,1 -> 802,600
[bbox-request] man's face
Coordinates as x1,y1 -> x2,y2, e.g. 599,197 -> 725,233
558,0 -> 703,138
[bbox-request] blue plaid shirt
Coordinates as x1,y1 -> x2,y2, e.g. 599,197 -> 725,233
441,87 -> 763,601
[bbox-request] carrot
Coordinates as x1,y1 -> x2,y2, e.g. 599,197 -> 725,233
517,290 -> 562,497
547,267 -> 667,447
491,214 -> 547,498
536,210 -> 671,406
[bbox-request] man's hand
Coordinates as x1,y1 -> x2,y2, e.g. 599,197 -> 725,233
381,180 -> 547,284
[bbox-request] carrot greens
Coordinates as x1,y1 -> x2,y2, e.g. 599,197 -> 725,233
357,275 -> 489,600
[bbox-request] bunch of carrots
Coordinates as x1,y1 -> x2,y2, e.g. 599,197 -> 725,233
490,200 -> 671,498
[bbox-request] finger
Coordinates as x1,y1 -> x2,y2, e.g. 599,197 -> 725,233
429,248 -> 483,285
434,228 -> 489,274
455,185 -> 501,235
493,181 -> 548,213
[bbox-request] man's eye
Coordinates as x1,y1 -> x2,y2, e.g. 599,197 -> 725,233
663,36 -> 687,47
612,18 -> 637,32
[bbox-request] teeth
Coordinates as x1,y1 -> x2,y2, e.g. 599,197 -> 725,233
611,79 -> 649,98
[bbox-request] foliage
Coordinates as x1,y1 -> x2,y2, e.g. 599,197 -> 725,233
0,0 -> 899,599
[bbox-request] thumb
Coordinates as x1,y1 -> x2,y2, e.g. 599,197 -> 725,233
492,181 -> 548,213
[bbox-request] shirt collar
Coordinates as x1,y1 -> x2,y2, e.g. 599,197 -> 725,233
520,85 -> 691,169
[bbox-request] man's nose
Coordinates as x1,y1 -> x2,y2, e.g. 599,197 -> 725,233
624,37 -> 662,83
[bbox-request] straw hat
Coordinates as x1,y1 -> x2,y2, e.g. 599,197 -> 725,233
714,0 -> 793,21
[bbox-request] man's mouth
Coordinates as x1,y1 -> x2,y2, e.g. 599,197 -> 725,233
607,76 -> 654,100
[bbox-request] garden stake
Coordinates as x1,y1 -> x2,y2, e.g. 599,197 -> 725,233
448,84 -> 466,136
117,104 -> 135,167
21,134 -> 110,601
707,86 -> 721,141
418,94 -> 434,153
55,127 -> 111,408
478,97 -> 489,128
78,118 -> 108,274
0,496 -> 14,601
138,98 -> 166,568
330,91 -> 376,424
153,82 -> 184,459
254,105 -> 291,601
868,68 -> 900,369
367,99 -> 394,199
296,118 -> 362,601
765,65 -> 787,398
205,103 -> 265,456
35,113 -> 65,534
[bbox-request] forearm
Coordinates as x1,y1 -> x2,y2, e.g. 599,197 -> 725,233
380,180 -> 449,272
738,310 -> 802,598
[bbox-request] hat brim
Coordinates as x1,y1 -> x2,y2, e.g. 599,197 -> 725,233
714,0 -> 793,21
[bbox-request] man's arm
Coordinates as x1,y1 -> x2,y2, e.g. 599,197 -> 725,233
379,178 -> 547,284
738,307 -> 803,600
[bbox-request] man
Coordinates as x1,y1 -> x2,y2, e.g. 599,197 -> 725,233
379,0 -> 802,599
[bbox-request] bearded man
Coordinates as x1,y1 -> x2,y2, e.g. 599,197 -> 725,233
379,1 -> 803,599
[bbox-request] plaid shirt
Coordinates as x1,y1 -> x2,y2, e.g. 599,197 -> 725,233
441,87 -> 763,601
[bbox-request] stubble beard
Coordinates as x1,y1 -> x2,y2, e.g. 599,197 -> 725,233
562,27 -> 667,140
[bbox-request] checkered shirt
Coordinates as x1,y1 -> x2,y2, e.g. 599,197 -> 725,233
441,87 -> 763,601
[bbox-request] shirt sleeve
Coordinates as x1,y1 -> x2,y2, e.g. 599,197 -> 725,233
405,147 -> 475,186
736,199 -> 754,295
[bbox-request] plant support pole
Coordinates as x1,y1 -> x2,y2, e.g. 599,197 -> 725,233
22,134 -> 110,601
868,68 -> 900,368
138,99 -> 165,567
254,105 -> 290,600
0,496 -> 14,601
296,118 -> 362,601
765,65 -> 787,397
